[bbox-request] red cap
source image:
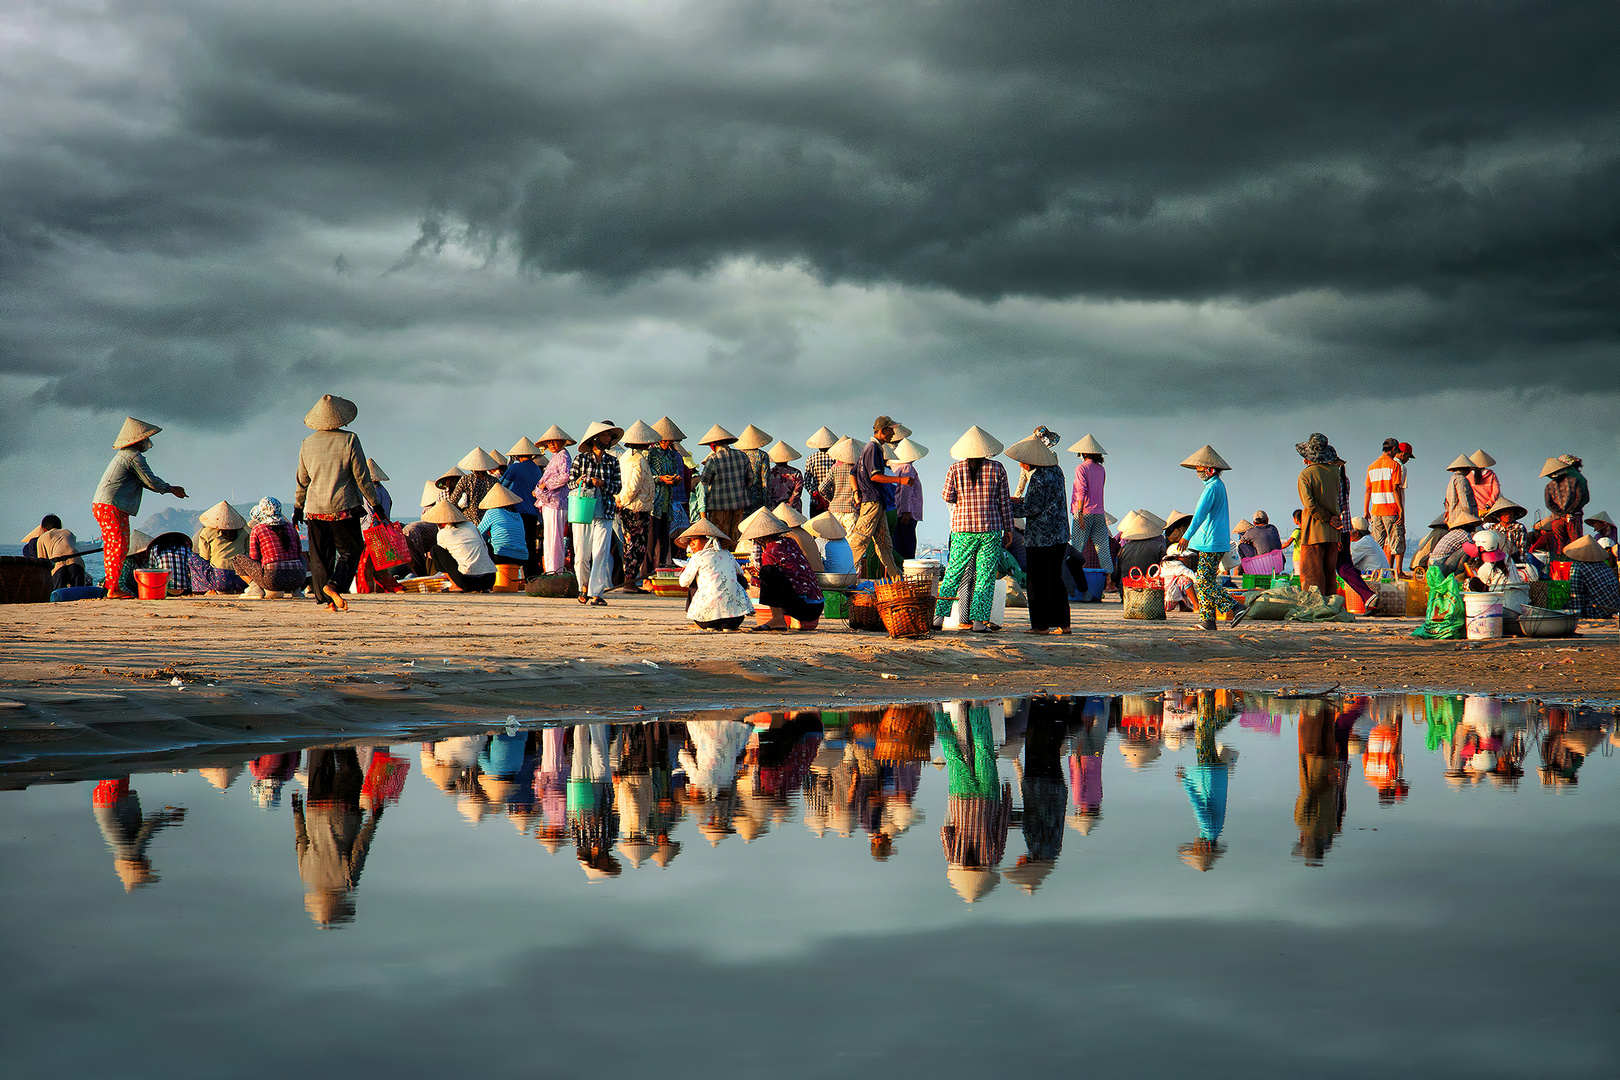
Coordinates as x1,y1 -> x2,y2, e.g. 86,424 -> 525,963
1397,442 -> 1414,456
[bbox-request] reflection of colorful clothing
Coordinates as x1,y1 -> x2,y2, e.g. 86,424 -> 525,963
937,704 -> 1011,868
1182,765 -> 1228,841
935,532 -> 1003,623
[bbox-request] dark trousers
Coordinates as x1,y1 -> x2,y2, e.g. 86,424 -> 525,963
520,513 -> 540,579
1025,544 -> 1071,630
307,515 -> 364,604
1334,532 -> 1374,602
758,565 -> 825,623
645,514 -> 673,578
1298,541 -> 1340,597
430,545 -> 496,592
893,516 -> 918,561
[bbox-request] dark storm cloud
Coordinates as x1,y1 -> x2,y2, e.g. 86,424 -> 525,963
2,0 -> 1619,428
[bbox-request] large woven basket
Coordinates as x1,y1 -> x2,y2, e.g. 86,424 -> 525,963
1121,568 -> 1165,620
875,577 -> 933,604
878,594 -> 935,639
1,556 -> 54,604
847,590 -> 885,631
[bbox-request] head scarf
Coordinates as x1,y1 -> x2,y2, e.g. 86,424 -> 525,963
1033,426 -> 1060,449
249,497 -> 285,525
1295,433 -> 1332,463
1558,454 -> 1583,470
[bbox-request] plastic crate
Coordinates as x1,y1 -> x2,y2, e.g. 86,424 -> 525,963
1241,574 -> 1273,589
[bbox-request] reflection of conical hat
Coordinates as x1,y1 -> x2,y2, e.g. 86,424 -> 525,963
805,426 -> 838,450
536,424 -> 575,447
304,395 -> 357,431
420,481 -> 440,508
1446,454 -> 1473,471
1005,436 -> 1058,467
651,840 -> 681,867
366,458 -> 390,482
734,424 -> 772,451
1119,741 -> 1161,769
1179,445 -> 1230,471
113,416 -> 162,449
771,503 -> 809,529
946,867 -> 999,903
479,485 -> 521,510
893,438 -> 929,463
1001,859 -> 1055,893
740,508 -> 789,541
508,437 -> 541,458
423,502 -> 469,525
652,417 -> 686,442
459,447 -> 501,472
198,501 -> 246,530
537,833 -> 565,854
1483,497 -> 1526,521
580,420 -> 624,447
1067,809 -> 1101,836
950,426 -> 1003,460
621,420 -> 660,446
199,764 -> 244,790
699,424 -> 738,445
698,821 -> 732,846
806,512 -> 846,540
1179,842 -> 1225,871
828,436 -> 862,465
767,440 -> 801,463
478,775 -> 515,803
1118,510 -> 1164,541
734,816 -> 767,842
1468,449 -> 1496,468
1562,536 -> 1606,563
677,518 -> 731,544
1539,456 -> 1570,478
617,838 -> 655,868
1067,433 -> 1107,456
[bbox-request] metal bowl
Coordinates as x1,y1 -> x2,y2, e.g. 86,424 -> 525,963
816,572 -> 860,590
1516,605 -> 1576,638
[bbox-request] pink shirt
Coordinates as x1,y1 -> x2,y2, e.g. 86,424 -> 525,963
1071,460 -> 1106,515
533,449 -> 572,510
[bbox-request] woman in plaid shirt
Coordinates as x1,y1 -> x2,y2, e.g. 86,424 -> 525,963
934,427 -> 1013,633
567,421 -> 624,605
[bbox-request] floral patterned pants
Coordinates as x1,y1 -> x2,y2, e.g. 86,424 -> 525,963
1195,552 -> 1237,621
91,503 -> 129,591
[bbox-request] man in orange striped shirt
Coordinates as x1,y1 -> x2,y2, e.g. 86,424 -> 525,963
1364,438 -> 1413,578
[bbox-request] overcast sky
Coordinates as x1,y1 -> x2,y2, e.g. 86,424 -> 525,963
4,0 -> 1617,544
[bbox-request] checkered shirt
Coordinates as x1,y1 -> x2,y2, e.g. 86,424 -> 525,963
942,459 -> 1012,535
568,450 -> 623,521
700,445 -> 752,512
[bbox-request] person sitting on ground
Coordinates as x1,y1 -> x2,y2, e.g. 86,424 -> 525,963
424,502 -> 496,593
770,503 -> 824,574
1561,536 -> 1619,618
1348,518 -> 1391,575
402,482 -> 441,578
146,531 -> 199,594
677,519 -> 753,631
808,511 -> 856,576
741,510 -> 824,631
232,497 -> 307,598
111,530 -> 155,597
1163,509 -> 1193,548
1409,513 -> 1451,572
1240,511 -> 1281,557
189,501 -> 249,595
1460,530 -> 1528,622
24,516 -> 93,590
1115,510 -> 1168,585
1161,543 -> 1199,612
1426,511 -> 1483,576
475,486 -> 529,573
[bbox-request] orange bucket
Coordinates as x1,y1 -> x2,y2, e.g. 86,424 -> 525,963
493,563 -> 524,593
133,568 -> 169,600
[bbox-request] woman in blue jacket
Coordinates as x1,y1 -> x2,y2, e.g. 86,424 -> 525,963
1180,445 -> 1243,630
476,486 -> 530,572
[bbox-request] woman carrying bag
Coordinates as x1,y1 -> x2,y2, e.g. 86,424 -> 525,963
567,420 -> 623,606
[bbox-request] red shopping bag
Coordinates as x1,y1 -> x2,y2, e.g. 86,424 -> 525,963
363,519 -> 411,571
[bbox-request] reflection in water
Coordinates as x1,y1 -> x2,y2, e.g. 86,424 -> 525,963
56,692 -> 1620,920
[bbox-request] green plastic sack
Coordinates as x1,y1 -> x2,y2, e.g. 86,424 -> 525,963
1411,566 -> 1464,639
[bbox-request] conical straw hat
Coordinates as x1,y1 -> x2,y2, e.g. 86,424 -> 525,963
1105,512 -> 1118,526
1232,519 -> 1252,534
652,417 -> 686,442
946,867 -> 999,903
1005,436 -> 1058,467
459,447 -> 501,472
479,485 -> 521,510
198,501 -> 246,530
1179,445 -> 1230,471
677,519 -> 731,544
366,458 -> 390,482
699,424 -> 738,445
1446,509 -> 1481,529
508,437 -> 541,458
437,465 -> 466,487
738,508 -> 788,541
1165,508 -> 1192,530
580,420 -> 623,447
126,530 -> 155,557
893,438 -> 928,463
1468,449 -> 1496,468
1446,453 -> 1474,471
805,426 -> 838,450
113,416 -> 162,449
1067,433 -> 1107,456
733,424 -> 772,451
420,481 -> 440,508
304,395 -> 358,431
771,502 -> 809,529
536,424 -> 575,447
1562,536 -> 1606,563
950,426 -> 1003,460
489,449 -> 509,467
891,423 -> 912,439
621,421 -> 660,446
829,436 -> 862,465
767,440 -> 801,463
1118,510 -> 1163,541
1483,496 -> 1525,521
1587,510 -> 1615,526
1538,456 -> 1569,478
422,502 -> 469,525
806,512 -> 846,540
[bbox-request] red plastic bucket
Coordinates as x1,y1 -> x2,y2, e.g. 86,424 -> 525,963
133,568 -> 170,600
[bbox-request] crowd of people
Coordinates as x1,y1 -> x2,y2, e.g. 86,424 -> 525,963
34,399 -> 1617,631
86,692 -> 1613,918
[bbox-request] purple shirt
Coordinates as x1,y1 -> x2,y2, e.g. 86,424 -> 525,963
856,438 -> 886,506
892,463 -> 923,520
1071,460 -> 1106,515
534,450 -> 572,510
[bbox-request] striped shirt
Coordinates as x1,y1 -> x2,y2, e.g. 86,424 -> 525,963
1365,454 -> 1404,515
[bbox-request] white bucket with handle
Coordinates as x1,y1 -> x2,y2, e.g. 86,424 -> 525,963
1463,590 -> 1503,640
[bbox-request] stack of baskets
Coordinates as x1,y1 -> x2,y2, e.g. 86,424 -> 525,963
874,577 -> 935,638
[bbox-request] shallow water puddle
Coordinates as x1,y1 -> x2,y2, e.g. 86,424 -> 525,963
2,691 -> 1616,1077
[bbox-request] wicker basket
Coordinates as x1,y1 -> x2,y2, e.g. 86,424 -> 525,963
875,576 -> 934,604
878,594 -> 935,639
847,590 -> 885,631
399,575 -> 451,593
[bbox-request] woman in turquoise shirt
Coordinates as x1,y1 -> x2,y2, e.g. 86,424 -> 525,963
1180,445 -> 1243,630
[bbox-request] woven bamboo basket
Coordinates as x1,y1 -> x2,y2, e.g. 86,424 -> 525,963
878,594 -> 935,639
847,590 -> 885,631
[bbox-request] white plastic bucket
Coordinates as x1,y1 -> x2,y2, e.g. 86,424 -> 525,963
1463,591 -> 1503,640
944,577 -> 1008,629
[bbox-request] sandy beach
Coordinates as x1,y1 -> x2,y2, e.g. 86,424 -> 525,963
3,592 -> 1616,777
